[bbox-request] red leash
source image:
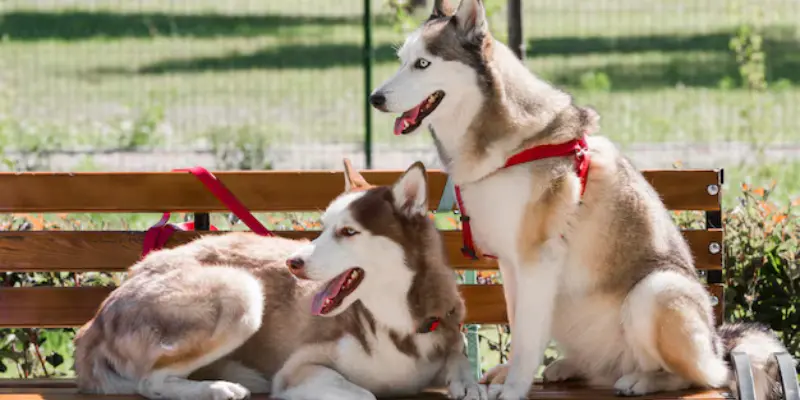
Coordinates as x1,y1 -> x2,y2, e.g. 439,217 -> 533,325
455,135 -> 591,260
141,167 -> 273,258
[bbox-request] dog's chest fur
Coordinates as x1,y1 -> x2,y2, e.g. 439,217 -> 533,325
333,327 -> 444,395
460,164 -> 580,263
460,167 -> 537,262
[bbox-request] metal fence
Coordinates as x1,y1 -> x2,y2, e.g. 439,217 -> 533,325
1,0 -> 798,177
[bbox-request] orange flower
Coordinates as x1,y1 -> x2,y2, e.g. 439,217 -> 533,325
741,183 -> 749,191
20,213 -> 45,230
753,187 -> 765,197
757,201 -> 775,216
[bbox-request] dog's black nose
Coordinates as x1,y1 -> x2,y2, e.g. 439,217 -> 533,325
369,93 -> 386,109
286,257 -> 304,270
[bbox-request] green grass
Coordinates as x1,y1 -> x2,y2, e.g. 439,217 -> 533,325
0,0 -> 798,197
1,0 -> 799,149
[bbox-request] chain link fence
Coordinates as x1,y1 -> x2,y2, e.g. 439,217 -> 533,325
1,0 -> 798,199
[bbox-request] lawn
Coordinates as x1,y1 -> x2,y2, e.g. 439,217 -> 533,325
2,0 -> 799,145
0,0 -> 799,188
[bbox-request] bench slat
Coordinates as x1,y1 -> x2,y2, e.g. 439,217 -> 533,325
0,284 -> 724,329
0,229 -> 722,272
0,170 -> 720,213
0,285 -> 506,327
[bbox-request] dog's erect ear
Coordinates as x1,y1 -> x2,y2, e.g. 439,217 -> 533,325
429,0 -> 455,19
343,158 -> 374,192
454,0 -> 488,38
392,161 -> 428,217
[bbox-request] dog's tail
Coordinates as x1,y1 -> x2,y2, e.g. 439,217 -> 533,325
74,317 -> 139,395
717,322 -> 793,400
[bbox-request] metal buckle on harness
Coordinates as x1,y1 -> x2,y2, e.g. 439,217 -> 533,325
460,246 -> 479,260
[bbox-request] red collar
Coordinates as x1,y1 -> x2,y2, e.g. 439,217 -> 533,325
417,307 -> 458,334
454,135 -> 591,260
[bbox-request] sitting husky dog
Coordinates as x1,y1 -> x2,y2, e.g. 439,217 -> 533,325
74,161 -> 486,400
369,0 -> 792,399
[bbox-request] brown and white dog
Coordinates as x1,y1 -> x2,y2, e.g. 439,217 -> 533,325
73,161 -> 487,400
369,0 -> 793,399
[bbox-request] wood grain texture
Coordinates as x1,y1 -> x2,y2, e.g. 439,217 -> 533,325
0,169 -> 720,213
709,283 -> 724,327
0,285 -> 504,327
0,287 -> 113,328
0,380 -> 732,399
0,229 -> 722,272
0,283 -> 726,328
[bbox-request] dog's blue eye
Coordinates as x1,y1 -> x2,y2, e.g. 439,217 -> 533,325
338,227 -> 359,237
414,58 -> 431,69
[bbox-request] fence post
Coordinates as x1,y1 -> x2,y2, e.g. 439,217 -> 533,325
507,0 -> 524,59
363,0 -> 374,168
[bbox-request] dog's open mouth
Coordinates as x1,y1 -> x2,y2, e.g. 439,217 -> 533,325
311,268 -> 364,316
394,91 -> 445,135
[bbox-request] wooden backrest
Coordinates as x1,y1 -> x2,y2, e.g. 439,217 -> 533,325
0,169 -> 724,328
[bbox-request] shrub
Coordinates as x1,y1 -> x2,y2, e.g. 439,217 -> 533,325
724,183 -> 799,361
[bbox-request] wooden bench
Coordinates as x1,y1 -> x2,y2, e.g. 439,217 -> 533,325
0,168 -> 742,399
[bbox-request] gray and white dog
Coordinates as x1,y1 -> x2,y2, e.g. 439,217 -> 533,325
370,1 -> 793,399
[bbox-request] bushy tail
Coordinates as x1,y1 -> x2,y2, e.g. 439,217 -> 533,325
73,318 -> 139,395
717,322 -> 795,400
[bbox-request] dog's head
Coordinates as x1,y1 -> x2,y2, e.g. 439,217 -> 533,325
369,0 -> 493,136
286,160 -> 463,332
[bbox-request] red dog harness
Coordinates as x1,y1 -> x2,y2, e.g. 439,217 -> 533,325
454,135 -> 591,260
141,166 -> 274,258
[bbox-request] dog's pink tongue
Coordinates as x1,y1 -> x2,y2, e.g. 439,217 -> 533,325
311,270 -> 351,316
393,104 -> 422,135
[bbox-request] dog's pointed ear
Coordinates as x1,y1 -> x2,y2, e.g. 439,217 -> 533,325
343,158 -> 373,192
454,0 -> 488,37
429,0 -> 455,19
392,161 -> 428,217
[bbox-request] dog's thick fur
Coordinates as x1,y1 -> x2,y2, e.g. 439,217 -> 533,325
74,161 -> 486,400
370,1 -> 794,399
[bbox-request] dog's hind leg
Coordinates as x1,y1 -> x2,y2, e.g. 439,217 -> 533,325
79,265 -> 265,400
618,270 -> 728,396
137,266 -> 264,400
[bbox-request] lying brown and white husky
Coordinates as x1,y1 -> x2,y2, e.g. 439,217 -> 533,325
74,161 -> 486,400
369,0 -> 793,399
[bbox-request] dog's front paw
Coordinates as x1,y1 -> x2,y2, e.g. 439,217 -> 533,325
542,358 -> 581,383
206,381 -> 251,400
479,363 -> 509,385
487,383 -> 527,400
448,379 -> 487,400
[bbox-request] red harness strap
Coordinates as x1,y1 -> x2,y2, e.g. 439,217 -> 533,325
141,167 -> 273,258
454,135 -> 591,260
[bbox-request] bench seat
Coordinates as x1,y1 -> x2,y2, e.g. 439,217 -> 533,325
0,169 -> 732,399
0,380 -> 733,399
